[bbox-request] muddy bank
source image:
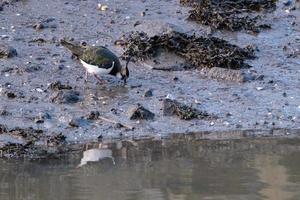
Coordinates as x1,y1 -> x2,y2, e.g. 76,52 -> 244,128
0,0 -> 300,157
1,127 -> 300,158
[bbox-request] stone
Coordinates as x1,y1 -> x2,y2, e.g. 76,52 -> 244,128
0,44 -> 17,58
86,111 -> 100,120
128,104 -> 155,120
49,81 -> 72,90
50,90 -> 80,104
144,89 -> 153,97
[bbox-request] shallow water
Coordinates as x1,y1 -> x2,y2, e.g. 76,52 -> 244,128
1,138 -> 300,200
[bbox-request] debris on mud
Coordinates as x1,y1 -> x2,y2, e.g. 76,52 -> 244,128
0,44 -> 17,58
128,104 -> 155,120
32,18 -> 57,31
162,98 -> 216,120
118,31 -> 255,69
86,111 -> 100,120
49,81 -> 73,91
0,127 -> 66,158
34,112 -> 51,124
50,90 -> 81,104
180,0 -> 277,32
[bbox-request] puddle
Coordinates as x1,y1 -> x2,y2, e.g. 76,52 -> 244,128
1,137 -> 300,200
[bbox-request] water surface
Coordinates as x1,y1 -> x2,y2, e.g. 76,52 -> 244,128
1,138 -> 300,200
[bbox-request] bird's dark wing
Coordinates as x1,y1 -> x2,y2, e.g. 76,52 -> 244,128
80,47 -> 115,69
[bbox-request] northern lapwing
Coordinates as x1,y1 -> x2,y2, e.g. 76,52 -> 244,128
61,38 -> 129,84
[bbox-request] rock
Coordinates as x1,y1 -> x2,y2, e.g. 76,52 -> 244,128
33,18 -> 56,31
69,119 -> 80,128
144,89 -> 153,97
0,44 -> 17,58
0,124 -> 7,133
50,90 -> 81,104
86,111 -> 100,120
128,104 -> 155,120
162,99 -> 215,120
49,81 -> 72,90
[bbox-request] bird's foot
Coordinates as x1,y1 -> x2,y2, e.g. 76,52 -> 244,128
94,74 -> 106,84
84,71 -> 89,83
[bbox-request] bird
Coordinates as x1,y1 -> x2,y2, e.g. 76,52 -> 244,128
61,38 -> 129,84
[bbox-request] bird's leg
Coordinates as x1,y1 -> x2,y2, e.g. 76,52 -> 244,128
84,70 -> 88,83
94,74 -> 106,84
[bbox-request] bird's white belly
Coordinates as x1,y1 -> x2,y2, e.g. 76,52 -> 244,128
80,59 -> 114,75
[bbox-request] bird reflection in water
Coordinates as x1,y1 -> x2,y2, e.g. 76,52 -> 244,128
78,143 -> 115,167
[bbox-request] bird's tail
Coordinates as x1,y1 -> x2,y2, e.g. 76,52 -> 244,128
60,38 -> 84,57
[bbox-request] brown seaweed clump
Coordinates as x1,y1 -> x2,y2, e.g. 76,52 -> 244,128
118,31 -> 255,69
180,0 -> 277,32
162,99 -> 216,120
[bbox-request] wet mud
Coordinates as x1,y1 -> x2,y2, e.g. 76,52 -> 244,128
0,0 -> 300,157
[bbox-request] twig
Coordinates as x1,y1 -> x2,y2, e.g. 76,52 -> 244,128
99,116 -> 134,130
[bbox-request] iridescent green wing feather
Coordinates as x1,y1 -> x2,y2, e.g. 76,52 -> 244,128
80,47 -> 114,69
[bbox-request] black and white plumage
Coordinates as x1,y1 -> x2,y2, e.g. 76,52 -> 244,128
61,39 -> 129,84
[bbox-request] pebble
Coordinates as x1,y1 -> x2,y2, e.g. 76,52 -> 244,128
0,44 -> 17,58
144,89 -> 153,97
128,104 -> 155,120
98,4 -> 108,11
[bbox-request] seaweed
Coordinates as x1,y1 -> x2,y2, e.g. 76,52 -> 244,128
118,31 -> 255,69
180,0 -> 277,32
162,99 -> 216,120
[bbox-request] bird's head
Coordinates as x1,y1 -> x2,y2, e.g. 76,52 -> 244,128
120,57 -> 130,84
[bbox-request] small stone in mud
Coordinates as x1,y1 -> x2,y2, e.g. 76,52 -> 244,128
49,81 -> 72,90
128,104 -> 155,120
144,89 -> 153,97
24,64 -> 42,72
5,91 -> 16,99
69,119 -> 80,128
162,99 -> 215,120
0,44 -> 17,58
34,112 -> 51,124
86,111 -> 100,120
50,90 -> 81,104
0,124 -> 7,133
0,109 -> 10,116
33,18 -> 56,31
47,133 -> 66,146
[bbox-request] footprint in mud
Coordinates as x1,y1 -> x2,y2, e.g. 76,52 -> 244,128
82,84 -> 129,105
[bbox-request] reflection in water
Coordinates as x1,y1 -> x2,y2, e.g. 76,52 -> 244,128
1,138 -> 300,200
255,155 -> 295,200
78,143 -> 115,167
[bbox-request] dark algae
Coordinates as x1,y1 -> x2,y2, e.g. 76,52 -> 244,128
162,99 -> 216,120
118,31 -> 255,69
180,0 -> 277,32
